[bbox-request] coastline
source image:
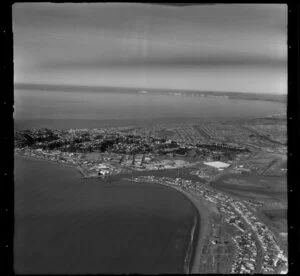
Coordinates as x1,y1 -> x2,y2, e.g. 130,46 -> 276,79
14,153 -> 210,274
14,153 -> 84,177
14,153 -> 109,179
161,184 -> 211,274
184,214 -> 198,274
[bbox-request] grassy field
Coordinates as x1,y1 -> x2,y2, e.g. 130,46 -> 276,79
211,173 -> 286,201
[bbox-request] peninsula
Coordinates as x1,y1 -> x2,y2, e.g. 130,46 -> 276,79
15,115 -> 288,274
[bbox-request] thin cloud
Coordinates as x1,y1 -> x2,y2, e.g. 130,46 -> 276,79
13,3 -> 287,94
40,54 -> 285,71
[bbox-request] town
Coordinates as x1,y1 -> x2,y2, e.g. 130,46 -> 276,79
125,175 -> 288,274
14,115 -> 287,274
14,115 -> 286,175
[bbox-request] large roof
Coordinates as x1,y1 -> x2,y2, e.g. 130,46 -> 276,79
204,161 -> 231,169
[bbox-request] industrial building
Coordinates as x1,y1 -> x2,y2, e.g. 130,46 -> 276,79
203,161 -> 231,169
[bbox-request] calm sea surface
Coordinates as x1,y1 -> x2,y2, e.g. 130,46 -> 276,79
14,90 -> 285,129
14,156 -> 198,274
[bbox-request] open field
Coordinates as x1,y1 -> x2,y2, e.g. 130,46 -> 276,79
212,174 -> 286,200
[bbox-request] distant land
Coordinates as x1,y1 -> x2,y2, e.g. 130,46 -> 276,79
14,83 -> 286,103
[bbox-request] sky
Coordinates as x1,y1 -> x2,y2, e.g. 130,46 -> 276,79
13,3 -> 287,94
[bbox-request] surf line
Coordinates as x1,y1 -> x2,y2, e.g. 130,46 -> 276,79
184,215 -> 198,274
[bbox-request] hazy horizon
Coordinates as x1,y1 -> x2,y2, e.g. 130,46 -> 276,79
14,82 -> 288,96
13,3 -> 287,95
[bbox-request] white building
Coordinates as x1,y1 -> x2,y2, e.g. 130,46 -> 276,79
203,161 -> 231,169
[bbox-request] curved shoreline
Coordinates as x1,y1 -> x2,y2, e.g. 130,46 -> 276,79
15,153 -> 84,177
161,185 -> 211,274
15,153 -> 209,274
184,214 -> 198,274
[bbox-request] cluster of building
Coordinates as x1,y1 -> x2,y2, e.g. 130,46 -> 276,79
177,124 -> 206,144
231,165 -> 251,175
131,121 -> 271,152
15,147 -> 83,165
218,203 -> 258,273
16,114 -> 287,158
15,125 -> 254,178
244,122 -> 286,146
16,145 -> 200,175
231,201 -> 288,273
190,169 -> 211,179
231,233 -> 257,273
17,121 -> 280,169
15,147 -> 122,177
125,175 -> 288,274
15,127 -> 186,156
83,162 -> 118,176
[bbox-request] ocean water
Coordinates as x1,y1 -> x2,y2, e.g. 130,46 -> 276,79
14,156 -> 198,274
14,89 -> 285,129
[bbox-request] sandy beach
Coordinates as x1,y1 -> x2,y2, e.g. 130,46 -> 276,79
161,185 -> 211,274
